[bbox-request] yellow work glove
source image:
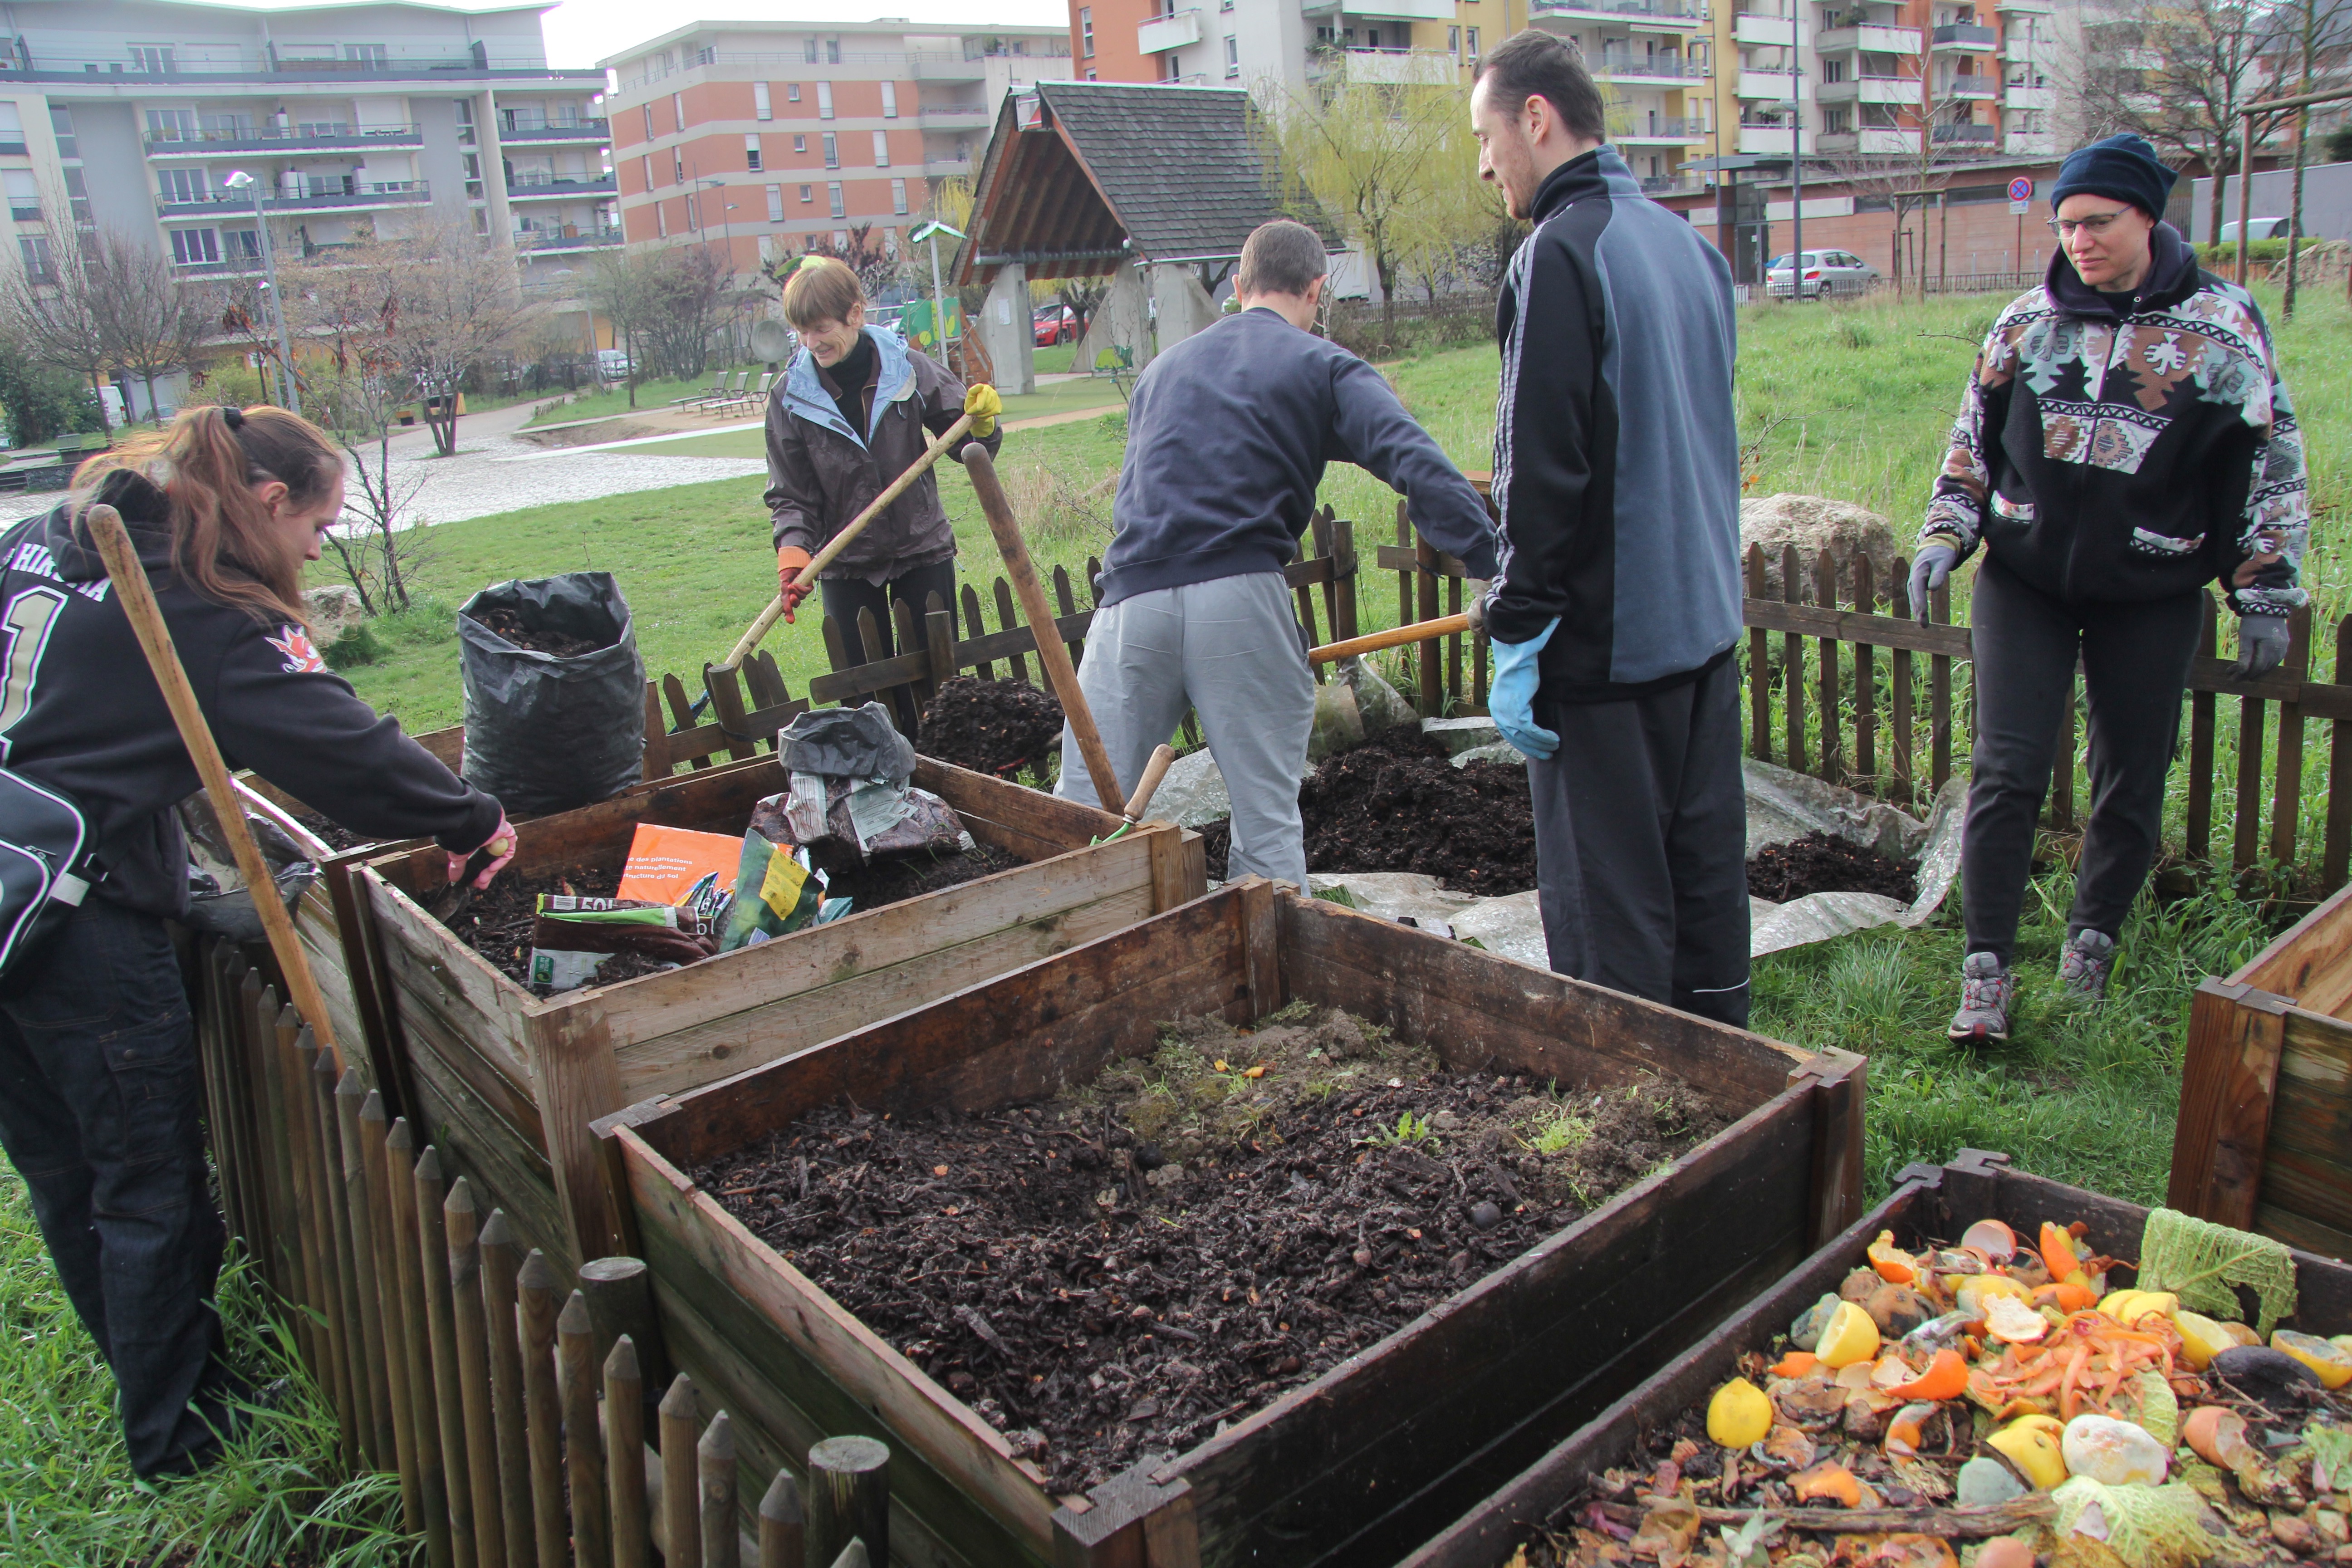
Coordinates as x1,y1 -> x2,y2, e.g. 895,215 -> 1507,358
964,382 -> 1002,439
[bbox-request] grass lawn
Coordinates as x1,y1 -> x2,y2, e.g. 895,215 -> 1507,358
522,370 -> 756,427
612,374 -> 1134,461
1034,343 -> 1078,375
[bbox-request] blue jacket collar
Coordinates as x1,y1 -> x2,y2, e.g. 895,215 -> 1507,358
1529,145 -> 1643,223
781,325 -> 915,447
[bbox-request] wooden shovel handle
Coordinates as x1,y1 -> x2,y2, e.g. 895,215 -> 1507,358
84,503 -> 339,1050
723,411 -> 978,669
961,445 -> 1128,813
1311,612 -> 1471,666
1122,743 -> 1176,823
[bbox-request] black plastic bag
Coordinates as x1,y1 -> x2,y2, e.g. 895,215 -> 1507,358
458,573 -> 645,817
775,703 -> 915,785
177,793 -> 319,941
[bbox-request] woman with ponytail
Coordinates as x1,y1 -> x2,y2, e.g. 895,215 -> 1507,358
0,403 -> 513,1478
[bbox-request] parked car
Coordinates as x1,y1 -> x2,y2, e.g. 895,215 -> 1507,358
1765,250 -> 1880,299
1034,305 -> 1079,345
594,347 -> 633,379
2218,217 -> 2293,243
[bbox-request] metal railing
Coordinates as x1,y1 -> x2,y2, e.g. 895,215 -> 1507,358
497,116 -> 608,139
1931,22 -> 1998,44
516,227 -> 623,250
1598,53 -> 1710,77
1532,0 -> 1710,20
157,179 -> 431,216
6,51 -> 581,79
615,45 -> 1070,90
1931,121 -> 1999,141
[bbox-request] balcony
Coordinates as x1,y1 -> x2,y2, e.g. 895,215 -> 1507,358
1817,74 -> 1919,103
2004,36 -> 2042,62
143,123 -> 425,157
2004,83 -> 2053,109
1137,9 -> 1203,53
1737,122 -> 1797,154
1816,24 -> 1923,51
505,172 -> 617,199
1308,47 -> 1459,84
917,108 -> 995,130
1301,0 -> 1458,15
169,256 -> 264,277
1996,0 -> 2053,10
1931,120 -> 1999,142
1815,127 -> 1921,153
6,50 -> 596,85
496,117 -> 609,146
1737,67 -> 1795,98
2004,130 -> 2056,155
1597,52 -> 1709,81
1617,115 -> 1700,142
1931,23 -> 1998,48
157,178 -> 431,218
516,225 -> 622,251
1944,74 -> 1998,98
1732,11 -> 1799,45
1641,174 -> 1709,194
1531,0 -> 1708,29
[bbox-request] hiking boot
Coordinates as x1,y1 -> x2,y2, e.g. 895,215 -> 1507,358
2058,928 -> 2117,1003
1947,951 -> 2016,1042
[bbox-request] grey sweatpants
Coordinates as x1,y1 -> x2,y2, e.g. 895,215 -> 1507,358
1529,653 -> 1752,1027
1054,573 -> 1315,890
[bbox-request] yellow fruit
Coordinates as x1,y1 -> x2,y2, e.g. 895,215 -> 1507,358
2123,1291 -> 2177,1323
2221,1321 -> 2263,1348
2096,1289 -> 2146,1321
2272,1329 -> 2352,1390
2171,1309 -> 2233,1371
1955,1274 -> 2031,1322
1707,1377 -> 1774,1448
1817,1300 -> 1882,1369
2334,1334 -> 2352,1357
1989,1416 -> 2070,1490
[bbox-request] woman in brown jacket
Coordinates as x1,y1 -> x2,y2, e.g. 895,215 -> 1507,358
763,257 -> 1002,697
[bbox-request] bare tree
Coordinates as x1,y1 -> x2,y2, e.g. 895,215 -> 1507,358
2269,0 -> 2352,315
583,246 -> 660,407
636,245 -> 731,381
83,230 -> 210,423
769,222 -> 897,300
340,222 -> 539,456
1,223 -> 113,430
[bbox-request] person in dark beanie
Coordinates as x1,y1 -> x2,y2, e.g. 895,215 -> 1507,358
1911,132 -> 2308,1041
1470,29 -> 1751,1025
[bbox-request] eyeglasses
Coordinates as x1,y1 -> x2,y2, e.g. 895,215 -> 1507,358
2047,210 -> 2133,240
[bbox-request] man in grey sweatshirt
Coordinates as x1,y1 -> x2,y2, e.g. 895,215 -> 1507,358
1053,220 -> 1500,889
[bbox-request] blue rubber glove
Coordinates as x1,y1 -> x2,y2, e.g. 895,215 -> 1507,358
1489,618 -> 1560,762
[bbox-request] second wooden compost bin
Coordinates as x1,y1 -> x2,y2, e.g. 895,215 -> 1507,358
351,752 -> 1204,1275
600,878 -> 1868,1568
1406,1147 -> 2352,1568
2171,878 -> 2352,1259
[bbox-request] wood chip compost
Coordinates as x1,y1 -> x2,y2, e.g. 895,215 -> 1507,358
696,1004 -> 1730,1495
464,605 -> 611,657
917,677 -> 1065,780
1747,832 -> 1919,905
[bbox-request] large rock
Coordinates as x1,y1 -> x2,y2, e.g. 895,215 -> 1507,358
305,584 -> 366,646
1740,494 -> 1904,602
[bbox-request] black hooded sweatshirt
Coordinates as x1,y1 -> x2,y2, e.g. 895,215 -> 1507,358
0,471 -> 502,918
1921,221 -> 2307,618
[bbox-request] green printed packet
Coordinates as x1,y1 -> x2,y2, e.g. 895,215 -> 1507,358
718,834 -> 831,951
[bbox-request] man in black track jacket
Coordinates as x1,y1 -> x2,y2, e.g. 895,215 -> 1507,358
1471,30 -> 1750,1026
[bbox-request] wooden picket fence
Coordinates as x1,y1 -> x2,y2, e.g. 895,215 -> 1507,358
194,939 -> 891,1568
1387,508 -> 2352,890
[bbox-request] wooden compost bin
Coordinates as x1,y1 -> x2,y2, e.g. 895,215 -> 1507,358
353,751 -> 1203,1278
600,878 -> 1869,1568
2170,878 -> 2352,1259
1406,1147 -> 2352,1568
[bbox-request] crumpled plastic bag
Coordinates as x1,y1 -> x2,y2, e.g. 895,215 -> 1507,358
775,703 -> 915,787
718,836 -> 838,952
755,775 -> 967,874
177,794 -> 319,940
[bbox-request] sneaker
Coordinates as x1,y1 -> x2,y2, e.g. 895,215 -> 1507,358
2058,929 -> 2117,1003
1947,951 -> 2016,1042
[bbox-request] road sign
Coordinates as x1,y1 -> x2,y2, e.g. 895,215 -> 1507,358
2008,176 -> 2034,202
2010,200 -> 2031,215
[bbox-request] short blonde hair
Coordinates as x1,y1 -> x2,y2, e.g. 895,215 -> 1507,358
782,255 -> 864,330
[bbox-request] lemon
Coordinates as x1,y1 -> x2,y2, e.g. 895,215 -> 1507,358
1989,1416 -> 2070,1490
2272,1329 -> 2352,1390
1955,1274 -> 2031,1322
1707,1377 -> 1774,1448
1816,1299 -> 1882,1369
2171,1309 -> 2232,1371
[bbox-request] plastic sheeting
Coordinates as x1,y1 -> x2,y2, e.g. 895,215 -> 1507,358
177,792 -> 318,941
1742,757 -> 1965,958
776,703 -> 918,786
458,573 -> 645,817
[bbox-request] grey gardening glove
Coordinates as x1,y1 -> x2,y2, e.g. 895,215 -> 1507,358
2234,612 -> 2289,680
1464,578 -> 1491,637
1908,544 -> 1959,624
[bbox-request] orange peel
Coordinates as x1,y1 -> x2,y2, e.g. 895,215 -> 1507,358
1887,1348 -> 1969,1402
1793,1459 -> 1866,1507
1867,1230 -> 1917,1284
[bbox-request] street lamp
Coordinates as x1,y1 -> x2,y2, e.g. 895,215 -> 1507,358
221,169 -> 301,415
1777,93 -> 1806,299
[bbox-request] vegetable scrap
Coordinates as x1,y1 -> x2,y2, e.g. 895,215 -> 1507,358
1517,1210 -> 2352,1568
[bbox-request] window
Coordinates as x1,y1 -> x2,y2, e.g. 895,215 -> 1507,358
673,153 -> 684,183
1466,25 -> 1481,54
767,183 -> 784,221
788,83 -> 801,101
872,130 -> 889,166
642,104 -> 654,139
818,81 -> 834,119
799,183 -> 813,201
1823,107 -> 1851,132
828,180 -> 844,217
1224,34 -> 1239,76
130,44 -> 174,73
171,227 -> 218,265
833,229 -> 848,248
1448,25 -> 1461,52
1080,7 -> 1094,57
155,167 -> 206,206
686,192 -> 699,230
657,202 -> 667,236
745,133 -> 762,170
18,233 -> 51,282
891,177 -> 907,215
48,107 -> 74,159
823,131 -> 838,168
642,153 -> 654,189
755,81 -> 772,120
1822,56 -> 1845,81
881,81 -> 897,118
826,39 -> 841,63
145,108 -> 196,142
4,167 -> 36,219
671,92 -> 684,131
345,43 -> 388,68
225,226 -> 259,258
62,168 -> 88,227
0,103 -> 21,152
1086,67 -> 1097,79
793,134 -> 806,152
804,37 -> 818,63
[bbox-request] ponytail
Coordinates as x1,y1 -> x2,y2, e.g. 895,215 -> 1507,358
70,403 -> 341,627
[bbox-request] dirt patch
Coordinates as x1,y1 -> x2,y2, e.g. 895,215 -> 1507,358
438,843 -> 1023,990
698,1004 -> 1729,1494
510,417 -> 678,449
463,605 -> 611,657
918,677 -> 1064,780
1745,830 -> 1917,903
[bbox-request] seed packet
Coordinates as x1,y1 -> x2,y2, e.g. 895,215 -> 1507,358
718,834 -> 830,952
527,896 -> 720,993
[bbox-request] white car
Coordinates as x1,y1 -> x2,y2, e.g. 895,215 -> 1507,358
2217,217 -> 2292,243
1765,250 -> 1880,299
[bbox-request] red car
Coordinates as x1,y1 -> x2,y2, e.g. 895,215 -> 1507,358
1034,306 -> 1078,346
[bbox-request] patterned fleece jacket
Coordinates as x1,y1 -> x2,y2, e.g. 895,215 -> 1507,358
1922,220 -> 2307,618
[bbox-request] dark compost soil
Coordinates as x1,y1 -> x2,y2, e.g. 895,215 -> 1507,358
1294,727 -> 1537,892
291,813 -> 374,853
465,605 -> 611,657
1744,830 -> 1917,904
918,677 -> 1064,779
698,1005 -> 1729,1494
437,843 -> 1024,990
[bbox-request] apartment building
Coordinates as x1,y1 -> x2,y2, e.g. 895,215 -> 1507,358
0,0 -> 612,330
1070,0 -> 1529,96
601,20 -> 1071,274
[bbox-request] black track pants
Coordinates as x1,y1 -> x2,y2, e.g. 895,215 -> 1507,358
820,560 -> 960,727
1961,554 -> 2203,965
1528,653 -> 1752,1027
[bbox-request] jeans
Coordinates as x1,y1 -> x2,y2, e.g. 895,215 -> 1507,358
821,559 -> 961,729
0,897 -> 246,1476
1528,653 -> 1752,1027
1961,554 -> 2204,964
